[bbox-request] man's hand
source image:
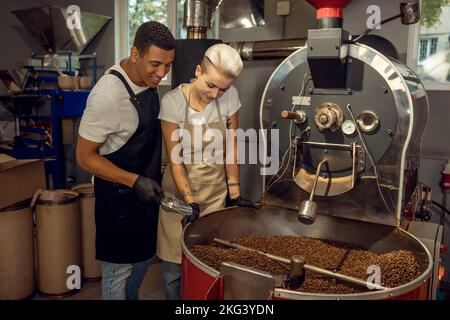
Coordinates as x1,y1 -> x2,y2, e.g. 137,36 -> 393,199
229,196 -> 261,209
133,176 -> 162,204
181,203 -> 200,228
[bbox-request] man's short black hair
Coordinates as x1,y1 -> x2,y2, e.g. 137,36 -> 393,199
133,21 -> 175,54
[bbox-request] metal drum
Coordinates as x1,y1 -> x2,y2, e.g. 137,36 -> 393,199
0,200 -> 35,300
182,206 -> 433,300
71,184 -> 101,281
34,190 -> 81,298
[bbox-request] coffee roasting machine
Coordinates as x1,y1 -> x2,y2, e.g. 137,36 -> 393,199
0,6 -> 111,188
180,0 -> 445,300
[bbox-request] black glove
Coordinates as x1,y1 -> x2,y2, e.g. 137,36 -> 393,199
133,175 -> 162,204
229,196 -> 261,208
181,203 -> 200,228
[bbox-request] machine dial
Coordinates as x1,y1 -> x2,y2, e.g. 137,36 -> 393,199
342,120 -> 356,135
313,103 -> 344,132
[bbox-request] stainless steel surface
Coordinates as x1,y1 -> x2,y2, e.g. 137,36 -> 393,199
229,39 -> 306,61
297,200 -> 317,225
183,0 -> 221,31
408,221 -> 444,300
288,255 -> 305,289
12,5 -> 111,54
260,43 -> 429,226
220,0 -> 265,29
184,0 -> 210,29
220,262 -> 274,300
182,206 -> 433,299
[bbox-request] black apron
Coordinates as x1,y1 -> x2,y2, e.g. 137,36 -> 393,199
94,70 -> 162,264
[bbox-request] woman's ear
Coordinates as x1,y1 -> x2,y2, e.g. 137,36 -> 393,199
195,65 -> 202,79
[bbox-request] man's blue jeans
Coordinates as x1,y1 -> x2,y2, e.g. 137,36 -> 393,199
161,261 -> 181,300
101,257 -> 153,300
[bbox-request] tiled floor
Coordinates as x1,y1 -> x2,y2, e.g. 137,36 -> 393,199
33,260 -> 166,300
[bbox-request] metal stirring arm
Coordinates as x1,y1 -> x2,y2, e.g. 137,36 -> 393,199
213,237 -> 388,291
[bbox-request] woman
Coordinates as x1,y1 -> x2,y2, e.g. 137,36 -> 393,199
157,43 -> 258,300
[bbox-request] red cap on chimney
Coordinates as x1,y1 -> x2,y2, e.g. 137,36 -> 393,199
305,0 -> 353,19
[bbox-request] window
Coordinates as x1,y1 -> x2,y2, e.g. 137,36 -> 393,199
418,37 -> 439,62
123,0 -> 218,53
409,0 -> 450,89
430,37 -> 438,55
419,39 -> 429,61
128,0 -> 168,50
115,0 -> 219,86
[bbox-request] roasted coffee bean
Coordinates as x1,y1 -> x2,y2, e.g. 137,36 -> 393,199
189,236 -> 422,294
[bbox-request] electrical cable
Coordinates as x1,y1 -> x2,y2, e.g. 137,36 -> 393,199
264,73 -> 311,194
431,200 -> 450,216
346,104 -> 396,218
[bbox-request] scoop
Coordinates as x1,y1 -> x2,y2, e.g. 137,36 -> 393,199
160,197 -> 193,216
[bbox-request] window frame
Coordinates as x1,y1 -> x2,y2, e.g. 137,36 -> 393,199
114,0 -> 177,86
407,0 -> 450,91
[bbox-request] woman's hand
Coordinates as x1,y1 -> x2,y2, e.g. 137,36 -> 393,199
229,196 -> 261,209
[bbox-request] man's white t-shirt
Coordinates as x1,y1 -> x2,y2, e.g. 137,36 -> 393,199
79,63 -> 149,155
158,84 -> 242,127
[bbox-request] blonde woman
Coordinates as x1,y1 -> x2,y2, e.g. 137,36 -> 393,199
157,43 -> 258,299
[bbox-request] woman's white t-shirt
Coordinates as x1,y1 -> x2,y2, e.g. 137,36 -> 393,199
158,84 -> 242,127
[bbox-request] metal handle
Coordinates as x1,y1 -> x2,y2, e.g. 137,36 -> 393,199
281,110 -> 306,124
297,159 -> 327,224
309,159 -> 327,201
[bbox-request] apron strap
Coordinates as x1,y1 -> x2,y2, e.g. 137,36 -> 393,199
108,69 -> 150,107
184,83 -> 227,132
214,99 -> 226,132
184,84 -> 190,123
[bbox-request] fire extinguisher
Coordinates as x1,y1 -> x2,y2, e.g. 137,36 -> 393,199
440,160 -> 450,190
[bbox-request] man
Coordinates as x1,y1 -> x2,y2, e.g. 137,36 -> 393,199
76,21 -> 175,300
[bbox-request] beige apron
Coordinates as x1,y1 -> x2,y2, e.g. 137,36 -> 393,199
157,84 -> 228,264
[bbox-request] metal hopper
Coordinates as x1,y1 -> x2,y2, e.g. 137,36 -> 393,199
11,5 -> 111,54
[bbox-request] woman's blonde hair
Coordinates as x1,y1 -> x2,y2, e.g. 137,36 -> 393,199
200,43 -> 243,78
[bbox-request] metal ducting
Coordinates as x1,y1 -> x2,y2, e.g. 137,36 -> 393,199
219,0 -> 265,29
229,39 -> 307,61
11,5 -> 111,54
183,0 -> 222,39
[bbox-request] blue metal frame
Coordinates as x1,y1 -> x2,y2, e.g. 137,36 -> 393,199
6,53 -> 97,189
10,89 -> 89,188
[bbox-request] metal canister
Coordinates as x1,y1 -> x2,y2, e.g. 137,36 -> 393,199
0,200 -> 35,300
71,183 -> 101,281
34,190 -> 81,298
